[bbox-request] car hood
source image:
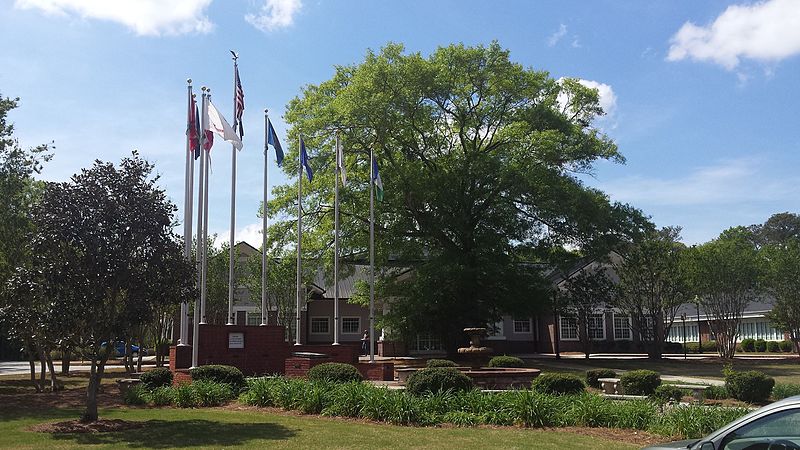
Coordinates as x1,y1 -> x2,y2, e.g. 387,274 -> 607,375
641,439 -> 698,450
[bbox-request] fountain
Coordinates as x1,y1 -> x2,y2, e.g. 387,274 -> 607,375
457,327 -> 493,368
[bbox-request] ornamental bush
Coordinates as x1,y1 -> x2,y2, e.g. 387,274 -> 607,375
405,367 -> 473,396
773,383 -> 800,400
620,370 -> 661,396
705,385 -> 729,400
684,341 -> 718,353
426,359 -> 457,368
754,339 -> 767,352
532,373 -> 585,395
585,369 -> 616,389
724,369 -> 775,403
780,340 -> 795,353
307,363 -> 363,383
189,364 -> 245,390
140,367 -> 173,389
767,341 -> 781,353
652,385 -> 685,404
487,355 -> 525,368
740,338 -> 756,352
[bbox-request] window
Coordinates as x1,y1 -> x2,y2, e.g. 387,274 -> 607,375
487,321 -> 505,339
720,408 -> 800,450
588,313 -> 605,340
310,317 -> 329,334
559,316 -> 578,341
342,317 -> 360,334
247,312 -> 261,326
411,333 -> 443,352
513,318 -> 532,334
613,314 -> 631,340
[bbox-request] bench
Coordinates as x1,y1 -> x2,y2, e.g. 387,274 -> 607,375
664,384 -> 710,403
598,377 -> 621,394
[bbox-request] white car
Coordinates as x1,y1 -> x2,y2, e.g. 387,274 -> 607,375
643,395 -> 800,450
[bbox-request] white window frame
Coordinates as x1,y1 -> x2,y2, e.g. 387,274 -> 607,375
613,313 -> 632,341
559,315 -> 579,341
587,313 -> 606,341
310,316 -> 330,335
487,320 -> 506,340
341,316 -> 361,335
411,333 -> 443,352
246,312 -> 261,326
513,318 -> 532,334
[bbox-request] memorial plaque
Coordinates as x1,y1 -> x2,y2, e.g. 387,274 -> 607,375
228,332 -> 244,349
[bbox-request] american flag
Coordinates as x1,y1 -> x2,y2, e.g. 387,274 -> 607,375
233,63 -> 244,138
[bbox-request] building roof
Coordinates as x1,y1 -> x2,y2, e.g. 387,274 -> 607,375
675,296 -> 776,321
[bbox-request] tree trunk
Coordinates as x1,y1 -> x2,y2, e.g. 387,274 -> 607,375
136,343 -> 143,373
28,348 -> 41,393
46,353 -> 63,391
39,354 -> 47,392
61,347 -> 71,375
124,341 -> 133,374
82,354 -> 107,423
647,341 -> 663,360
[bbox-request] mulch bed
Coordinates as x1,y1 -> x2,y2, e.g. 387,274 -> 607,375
28,418 -> 146,434
0,385 -> 124,410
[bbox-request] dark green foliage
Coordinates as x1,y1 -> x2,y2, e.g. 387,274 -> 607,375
705,385 -> 729,400
663,342 -> 683,353
683,341 -> 718,353
190,365 -> 245,390
307,362 -> 363,383
585,369 -> 616,389
122,384 -> 148,405
532,373 -> 585,395
754,339 -> 767,352
724,369 -> 775,403
740,338 -> 755,352
149,386 -> 175,406
772,383 -> 800,400
487,356 -> 525,368
405,367 -> 473,396
652,385 -> 685,404
780,340 -> 795,352
766,341 -> 780,353
425,359 -> 457,368
173,383 -> 198,408
140,367 -> 173,389
620,370 -> 661,396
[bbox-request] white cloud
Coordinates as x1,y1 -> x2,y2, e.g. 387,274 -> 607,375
575,79 -> 617,118
667,0 -> 800,70
245,0 -> 302,32
226,222 -> 263,249
599,158 -> 800,207
14,0 -> 213,36
547,24 -> 567,47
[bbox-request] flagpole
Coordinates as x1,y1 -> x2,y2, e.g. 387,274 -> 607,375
261,109 -> 269,326
201,89 -> 211,325
295,134 -> 303,345
227,54 -> 239,326
180,79 -> 193,346
192,86 -> 208,368
333,132 -> 341,346
369,148 -> 375,363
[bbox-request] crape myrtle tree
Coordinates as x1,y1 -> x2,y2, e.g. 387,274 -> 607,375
683,227 -> 761,359
763,239 -> 800,355
30,152 -> 195,422
268,43 -> 650,351
558,267 -> 615,359
612,227 -> 687,360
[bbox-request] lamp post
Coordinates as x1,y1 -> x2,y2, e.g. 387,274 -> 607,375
681,313 -> 687,360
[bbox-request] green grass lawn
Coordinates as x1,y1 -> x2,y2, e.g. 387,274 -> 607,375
527,356 -> 800,384
0,406 -> 640,450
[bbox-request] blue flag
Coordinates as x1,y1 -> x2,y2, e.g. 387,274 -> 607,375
267,119 -> 284,166
300,138 -> 313,182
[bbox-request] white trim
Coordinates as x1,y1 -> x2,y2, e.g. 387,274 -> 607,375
309,316 -> 330,335
341,316 -> 361,335
587,313 -> 606,341
559,315 -> 579,341
513,318 -> 533,334
612,313 -> 632,341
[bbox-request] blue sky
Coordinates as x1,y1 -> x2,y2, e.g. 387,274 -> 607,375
1,0 -> 799,246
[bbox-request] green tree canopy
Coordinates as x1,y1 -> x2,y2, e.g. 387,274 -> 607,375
269,42 -> 650,348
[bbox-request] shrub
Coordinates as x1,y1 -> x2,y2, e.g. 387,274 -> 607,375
511,389 -> 564,427
307,363 -> 363,383
532,373 -> 585,395
663,342 -> 683,353
487,356 -> 525,368
585,369 -> 616,389
649,405 -> 750,439
684,341 -> 717,353
724,369 -> 775,403
620,370 -> 661,396
405,367 -> 473,396
652,385 -> 685,404
780,340 -> 795,353
149,386 -> 175,406
192,380 -> 235,407
426,359 -> 457,368
140,367 -> 173,389
123,384 -> 148,405
189,365 -> 245,391
705,385 -> 729,400
767,341 -> 780,353
772,383 -> 800,400
754,339 -> 767,352
173,383 -> 199,408
740,338 -> 756,352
